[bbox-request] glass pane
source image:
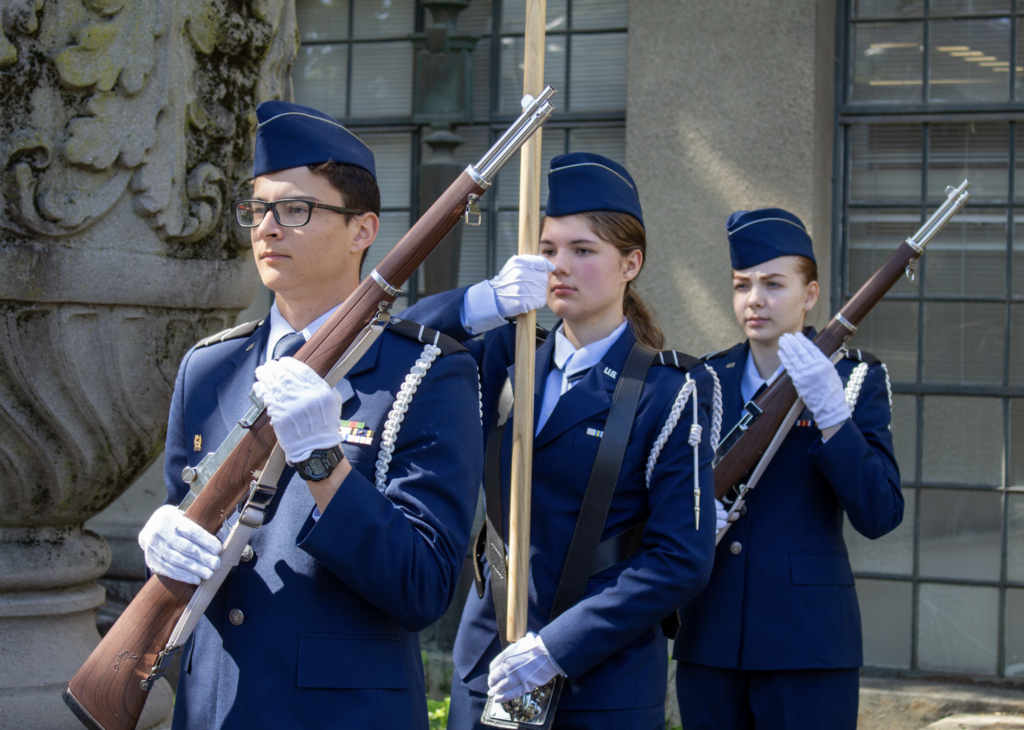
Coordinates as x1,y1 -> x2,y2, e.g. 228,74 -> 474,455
850,22 -> 924,104
932,0 -> 1011,11
846,490 -> 915,574
473,37 -> 492,120
568,127 -> 626,160
501,0 -> 568,34
854,0 -> 924,17
1016,24 -> 1024,100
856,579 -> 913,669
930,19 -> 1012,103
848,300 -> 919,382
927,122 -> 1009,203
352,0 -> 415,38
1013,300 -> 1024,376
497,131 -> 565,209
1011,400 -> 1024,485
848,208 -> 921,296
925,209 -> 1008,296
849,124 -> 923,202
569,33 -> 628,111
919,488 -> 1002,580
292,44 -> 349,118
349,41 -> 413,117
499,35 -> 567,113
918,583 -> 999,674
296,0 -> 350,42
1007,493 -> 1024,581
362,133 -> 411,209
572,0 -> 628,29
923,396 -> 1003,484
458,210 -> 489,288
892,394 -> 918,481
923,302 -> 1005,384
1006,589 -> 1024,676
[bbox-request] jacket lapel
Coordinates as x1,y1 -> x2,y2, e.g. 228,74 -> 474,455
714,341 -> 749,430
531,325 -> 635,451
215,321 -> 270,433
505,326 -> 558,434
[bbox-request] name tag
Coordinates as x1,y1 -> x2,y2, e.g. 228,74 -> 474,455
340,420 -> 375,445
586,427 -> 604,439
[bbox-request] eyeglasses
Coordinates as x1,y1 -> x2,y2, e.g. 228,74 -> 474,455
232,199 -> 365,228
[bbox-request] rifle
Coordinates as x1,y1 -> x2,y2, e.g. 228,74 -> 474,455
63,88 -> 556,730
712,181 -> 971,528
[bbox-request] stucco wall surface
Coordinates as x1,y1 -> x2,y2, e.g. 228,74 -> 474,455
626,0 -> 835,356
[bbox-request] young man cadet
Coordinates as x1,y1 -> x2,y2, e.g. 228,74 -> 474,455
136,100 -> 484,730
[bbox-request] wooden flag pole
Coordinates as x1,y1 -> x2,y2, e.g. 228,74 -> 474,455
506,0 -> 546,645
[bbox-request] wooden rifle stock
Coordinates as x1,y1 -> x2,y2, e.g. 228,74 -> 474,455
714,181 -> 971,501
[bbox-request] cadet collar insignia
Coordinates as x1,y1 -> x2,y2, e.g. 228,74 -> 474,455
339,420 -> 374,445
725,362 -> 736,368
193,435 -> 202,452
603,367 -> 617,379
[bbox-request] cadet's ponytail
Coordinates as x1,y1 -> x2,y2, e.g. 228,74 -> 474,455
568,211 -> 665,350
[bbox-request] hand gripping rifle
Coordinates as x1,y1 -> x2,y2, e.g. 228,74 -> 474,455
62,87 -> 557,730
713,181 -> 971,544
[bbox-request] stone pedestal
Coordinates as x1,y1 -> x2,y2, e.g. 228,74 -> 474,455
0,1 -> 298,727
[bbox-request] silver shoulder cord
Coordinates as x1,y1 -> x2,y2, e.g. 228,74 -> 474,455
142,306 -> 393,691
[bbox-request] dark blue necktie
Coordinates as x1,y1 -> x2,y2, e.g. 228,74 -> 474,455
566,368 -> 591,389
273,332 -> 306,360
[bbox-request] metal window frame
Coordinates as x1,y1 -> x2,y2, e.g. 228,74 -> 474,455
836,0 -> 1024,684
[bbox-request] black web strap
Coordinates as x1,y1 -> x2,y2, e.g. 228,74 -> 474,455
548,343 -> 656,622
482,379 -> 514,648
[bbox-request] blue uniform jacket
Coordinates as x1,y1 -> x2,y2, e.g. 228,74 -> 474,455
164,316 -> 483,730
404,288 -> 717,712
673,338 -> 903,671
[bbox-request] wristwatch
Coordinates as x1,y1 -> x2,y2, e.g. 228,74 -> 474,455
295,445 -> 344,482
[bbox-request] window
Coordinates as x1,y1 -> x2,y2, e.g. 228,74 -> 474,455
837,0 -> 1024,678
292,0 -> 629,325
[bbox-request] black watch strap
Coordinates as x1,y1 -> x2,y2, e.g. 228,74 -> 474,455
296,444 -> 344,482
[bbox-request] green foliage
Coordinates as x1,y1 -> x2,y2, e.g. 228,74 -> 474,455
427,697 -> 450,729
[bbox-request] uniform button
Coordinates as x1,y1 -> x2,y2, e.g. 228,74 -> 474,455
729,541 -> 743,555
228,609 -> 244,626
240,545 -> 254,562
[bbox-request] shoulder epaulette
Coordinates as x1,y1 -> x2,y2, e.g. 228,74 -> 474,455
699,347 -> 732,362
843,347 -> 880,366
654,349 -> 701,371
194,319 -> 264,349
389,319 -> 468,357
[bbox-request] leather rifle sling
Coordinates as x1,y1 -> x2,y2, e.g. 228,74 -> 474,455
548,343 -> 656,621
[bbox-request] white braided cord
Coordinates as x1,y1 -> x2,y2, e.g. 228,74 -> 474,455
644,375 -> 696,489
477,366 -> 484,425
374,343 -> 442,490
880,362 -> 893,407
703,363 -> 723,452
844,361 -> 869,411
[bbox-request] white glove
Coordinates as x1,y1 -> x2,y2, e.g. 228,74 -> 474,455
253,357 -> 344,465
139,505 -> 223,585
716,499 -> 728,532
488,631 -> 564,703
489,254 -> 554,318
777,332 -> 851,430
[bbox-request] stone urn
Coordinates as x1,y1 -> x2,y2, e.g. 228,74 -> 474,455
0,2 -> 297,728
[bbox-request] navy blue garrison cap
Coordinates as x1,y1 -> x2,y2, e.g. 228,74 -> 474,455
727,207 -> 815,270
545,152 -> 644,228
253,100 -> 376,180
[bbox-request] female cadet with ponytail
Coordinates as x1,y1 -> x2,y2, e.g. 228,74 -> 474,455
404,152 -> 719,730
672,208 -> 903,730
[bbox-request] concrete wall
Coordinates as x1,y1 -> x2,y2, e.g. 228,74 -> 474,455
626,0 -> 837,356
